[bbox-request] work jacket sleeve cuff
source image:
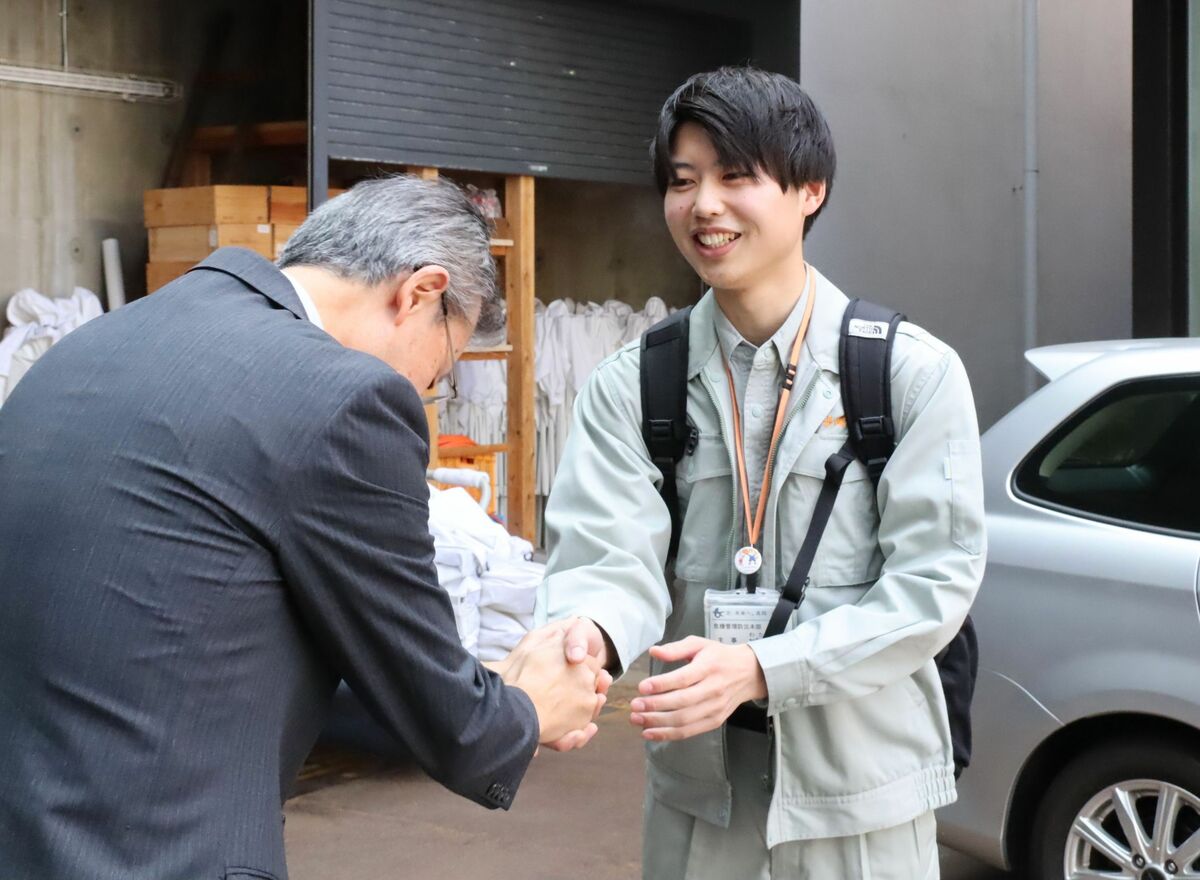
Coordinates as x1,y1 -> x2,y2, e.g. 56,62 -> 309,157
581,610 -> 631,678
749,633 -> 811,715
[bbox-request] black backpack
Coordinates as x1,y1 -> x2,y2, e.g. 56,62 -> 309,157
640,298 -> 978,778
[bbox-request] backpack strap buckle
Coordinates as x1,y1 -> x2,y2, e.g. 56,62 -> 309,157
647,418 -> 676,444
852,414 -> 893,443
865,457 -> 890,482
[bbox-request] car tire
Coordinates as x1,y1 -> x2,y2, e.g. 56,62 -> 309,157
1028,738 -> 1200,880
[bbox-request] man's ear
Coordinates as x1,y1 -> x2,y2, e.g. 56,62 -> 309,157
392,265 -> 450,327
800,180 -> 827,218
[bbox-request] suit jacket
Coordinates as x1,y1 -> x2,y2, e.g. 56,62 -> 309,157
0,248 -> 538,880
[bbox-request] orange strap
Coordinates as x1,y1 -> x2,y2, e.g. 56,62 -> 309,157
723,267 -> 817,551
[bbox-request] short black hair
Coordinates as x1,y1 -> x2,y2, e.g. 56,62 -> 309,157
651,67 -> 836,236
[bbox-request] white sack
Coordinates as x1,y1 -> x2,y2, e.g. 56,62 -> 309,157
0,288 -> 103,406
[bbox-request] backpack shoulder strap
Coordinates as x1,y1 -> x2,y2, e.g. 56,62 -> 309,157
839,298 -> 906,484
761,298 -> 906,634
640,306 -> 694,559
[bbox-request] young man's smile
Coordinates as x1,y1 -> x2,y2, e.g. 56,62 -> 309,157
692,226 -> 742,256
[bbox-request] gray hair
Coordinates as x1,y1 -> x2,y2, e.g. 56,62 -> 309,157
277,174 -> 503,336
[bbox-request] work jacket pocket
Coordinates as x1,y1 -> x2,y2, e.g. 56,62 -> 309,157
674,434 -> 734,583
947,439 -> 985,554
644,647 -> 734,827
777,432 -> 881,588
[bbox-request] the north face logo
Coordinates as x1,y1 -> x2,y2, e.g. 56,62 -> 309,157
847,319 -> 891,340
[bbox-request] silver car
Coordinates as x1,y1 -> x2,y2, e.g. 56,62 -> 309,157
939,338 -> 1200,879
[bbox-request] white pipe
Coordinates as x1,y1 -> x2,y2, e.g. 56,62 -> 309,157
101,238 -> 125,310
1023,0 -> 1039,395
427,467 -> 492,513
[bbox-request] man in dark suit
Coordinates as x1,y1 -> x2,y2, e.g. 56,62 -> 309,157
0,176 -> 605,880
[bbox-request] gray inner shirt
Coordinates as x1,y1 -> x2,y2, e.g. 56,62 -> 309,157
712,289 -> 812,530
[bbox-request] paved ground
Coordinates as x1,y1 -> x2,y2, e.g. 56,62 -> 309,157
286,661 -> 1010,879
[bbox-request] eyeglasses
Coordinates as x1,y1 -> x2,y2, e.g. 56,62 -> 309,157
422,296 -> 459,404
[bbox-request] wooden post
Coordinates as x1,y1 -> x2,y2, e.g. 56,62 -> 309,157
504,175 -> 536,540
180,152 -> 212,187
424,403 -> 440,467
415,164 -> 439,467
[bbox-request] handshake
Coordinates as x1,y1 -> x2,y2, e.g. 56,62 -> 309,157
486,618 -> 613,752
490,616 -> 769,749
489,616 -> 768,751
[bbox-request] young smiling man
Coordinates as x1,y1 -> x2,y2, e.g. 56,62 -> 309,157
538,68 -> 986,878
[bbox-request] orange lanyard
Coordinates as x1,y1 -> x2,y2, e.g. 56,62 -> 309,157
722,269 -> 816,554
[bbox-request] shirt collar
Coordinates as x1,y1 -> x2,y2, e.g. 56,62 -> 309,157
286,275 -> 325,331
713,281 -> 812,366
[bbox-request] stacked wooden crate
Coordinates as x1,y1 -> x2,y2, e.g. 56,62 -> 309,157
267,186 -> 307,260
143,186 -> 343,292
144,186 -> 270,292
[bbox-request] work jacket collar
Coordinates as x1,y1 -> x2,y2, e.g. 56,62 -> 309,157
686,265 -> 848,380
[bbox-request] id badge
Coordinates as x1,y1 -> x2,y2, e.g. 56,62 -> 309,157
704,588 -> 781,646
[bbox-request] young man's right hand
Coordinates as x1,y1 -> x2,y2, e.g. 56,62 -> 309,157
561,617 -> 611,669
494,623 -> 610,749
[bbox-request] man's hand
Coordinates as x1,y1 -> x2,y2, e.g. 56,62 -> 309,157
561,617 -> 610,668
503,619 -> 613,750
629,636 -> 767,741
498,624 -> 611,749
526,617 -> 612,669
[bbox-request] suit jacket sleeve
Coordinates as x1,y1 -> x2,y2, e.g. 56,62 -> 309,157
275,368 -> 538,809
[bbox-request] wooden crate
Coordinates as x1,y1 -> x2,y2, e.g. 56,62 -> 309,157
269,187 -> 309,225
143,185 -> 268,227
149,224 -> 273,262
145,262 -> 194,293
272,223 -> 301,260
268,186 -> 346,224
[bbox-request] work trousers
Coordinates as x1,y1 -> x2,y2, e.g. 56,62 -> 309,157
642,727 -> 940,880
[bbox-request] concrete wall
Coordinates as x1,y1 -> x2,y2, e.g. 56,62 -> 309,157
799,0 -> 1132,429
0,0 -> 189,322
1037,1 -> 1132,350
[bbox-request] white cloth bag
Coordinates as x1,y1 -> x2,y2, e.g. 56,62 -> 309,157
0,288 -> 103,407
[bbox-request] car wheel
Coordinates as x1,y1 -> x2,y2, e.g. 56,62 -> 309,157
1030,739 -> 1200,880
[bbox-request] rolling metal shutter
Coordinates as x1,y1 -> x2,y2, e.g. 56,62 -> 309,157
310,0 -> 749,186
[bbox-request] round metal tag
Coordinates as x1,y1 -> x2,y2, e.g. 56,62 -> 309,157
734,546 -> 763,576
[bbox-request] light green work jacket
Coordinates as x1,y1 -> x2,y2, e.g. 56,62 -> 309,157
538,268 -> 986,846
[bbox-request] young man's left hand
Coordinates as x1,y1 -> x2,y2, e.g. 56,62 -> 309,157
630,636 -> 767,741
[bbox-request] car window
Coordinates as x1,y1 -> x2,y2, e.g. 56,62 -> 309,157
1014,375 -> 1200,537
